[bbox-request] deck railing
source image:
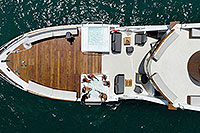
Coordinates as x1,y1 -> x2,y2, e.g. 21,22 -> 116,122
0,69 -> 24,90
0,35 -> 24,54
145,29 -> 176,103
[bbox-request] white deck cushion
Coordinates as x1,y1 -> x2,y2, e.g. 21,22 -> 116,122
192,29 -> 200,37
28,81 -> 77,101
28,30 -> 53,44
52,28 -> 78,37
154,31 -> 179,61
188,96 -> 200,106
153,73 -> 178,102
28,80 -> 52,96
27,28 -> 78,43
51,89 -> 64,99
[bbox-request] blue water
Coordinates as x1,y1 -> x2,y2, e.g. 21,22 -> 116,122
0,0 -> 200,132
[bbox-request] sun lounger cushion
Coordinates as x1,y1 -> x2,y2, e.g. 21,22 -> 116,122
187,96 -> 200,106
153,73 -> 177,102
52,27 -> 78,37
114,74 -> 124,94
111,32 -> 122,54
153,31 -> 179,61
28,80 -> 77,101
27,27 -> 78,43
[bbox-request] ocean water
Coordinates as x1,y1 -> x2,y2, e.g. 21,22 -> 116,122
0,0 -> 200,132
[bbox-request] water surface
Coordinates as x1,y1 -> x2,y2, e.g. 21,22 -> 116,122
0,0 -> 200,132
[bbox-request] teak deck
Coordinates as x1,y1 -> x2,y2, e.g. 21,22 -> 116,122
7,30 -> 102,97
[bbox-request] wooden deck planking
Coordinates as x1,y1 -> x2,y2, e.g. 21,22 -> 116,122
7,30 -> 102,97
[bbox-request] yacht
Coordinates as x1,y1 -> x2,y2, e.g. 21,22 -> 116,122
0,21 -> 200,111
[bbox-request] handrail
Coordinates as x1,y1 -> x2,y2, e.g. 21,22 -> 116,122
0,34 -> 24,54
0,70 -> 24,90
145,29 -> 176,103
26,25 -> 79,36
153,29 -> 175,53
0,26 -> 79,56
